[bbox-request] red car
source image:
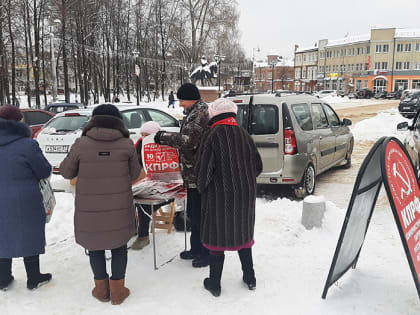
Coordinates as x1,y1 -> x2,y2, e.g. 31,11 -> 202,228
20,108 -> 55,138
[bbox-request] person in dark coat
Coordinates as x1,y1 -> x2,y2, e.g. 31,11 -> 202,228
168,91 -> 175,108
60,104 -> 140,305
196,98 -> 263,297
0,105 -> 52,291
154,83 -> 210,268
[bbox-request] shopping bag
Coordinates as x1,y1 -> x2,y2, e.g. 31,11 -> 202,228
39,178 -> 56,223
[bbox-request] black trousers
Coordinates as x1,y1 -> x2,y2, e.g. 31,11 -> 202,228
0,255 -> 41,280
88,245 -> 127,280
187,188 -> 209,257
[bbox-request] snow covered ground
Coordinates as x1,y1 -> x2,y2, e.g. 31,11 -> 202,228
2,96 -> 420,314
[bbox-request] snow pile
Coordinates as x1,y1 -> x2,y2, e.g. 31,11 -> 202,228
323,95 -> 393,109
351,108 -> 409,141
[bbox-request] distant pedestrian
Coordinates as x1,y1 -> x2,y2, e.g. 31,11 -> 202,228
168,91 -> 175,108
197,98 -> 263,297
0,105 -> 52,291
154,83 -> 210,268
60,104 -> 140,305
132,121 -> 161,250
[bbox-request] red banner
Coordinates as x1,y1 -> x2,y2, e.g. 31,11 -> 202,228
384,140 -> 420,281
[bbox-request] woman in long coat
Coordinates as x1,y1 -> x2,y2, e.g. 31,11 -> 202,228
60,104 -> 140,305
0,106 -> 52,291
197,98 -> 263,297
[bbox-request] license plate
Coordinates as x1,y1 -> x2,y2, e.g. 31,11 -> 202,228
403,107 -> 411,110
45,145 -> 69,153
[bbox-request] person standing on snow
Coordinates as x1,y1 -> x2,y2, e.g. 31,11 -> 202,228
131,121 -> 161,250
168,91 -> 175,108
196,98 -> 263,297
0,106 -> 52,291
154,83 -> 210,268
60,104 -> 140,305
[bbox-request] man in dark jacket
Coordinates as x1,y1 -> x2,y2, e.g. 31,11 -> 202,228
168,91 -> 175,108
154,83 -> 210,267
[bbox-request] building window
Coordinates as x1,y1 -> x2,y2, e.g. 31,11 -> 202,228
404,62 -> 410,70
397,44 -> 403,52
375,62 -> 380,70
382,62 -> 388,70
405,43 -> 412,52
376,45 -> 382,53
394,80 -> 409,91
365,63 -> 369,70
364,80 -> 368,88
356,80 -> 362,91
414,62 -> 420,70
361,47 -> 364,55
412,80 -> 420,89
356,64 -> 360,71
416,43 -> 420,52
366,46 -> 370,54
383,44 -> 389,52
396,62 -> 402,70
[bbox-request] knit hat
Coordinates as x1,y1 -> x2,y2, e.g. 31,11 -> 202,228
92,104 -> 123,120
176,83 -> 201,100
0,105 -> 23,121
139,121 -> 161,135
208,98 -> 238,119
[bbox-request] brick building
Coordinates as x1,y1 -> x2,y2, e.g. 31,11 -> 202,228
294,45 -> 318,92
254,53 -> 294,92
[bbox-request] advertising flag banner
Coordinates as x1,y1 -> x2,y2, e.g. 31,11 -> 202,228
322,137 -> 420,299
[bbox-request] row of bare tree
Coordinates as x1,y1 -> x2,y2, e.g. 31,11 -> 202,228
0,0 -> 245,108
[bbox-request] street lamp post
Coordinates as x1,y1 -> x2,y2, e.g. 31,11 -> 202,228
270,56 -> 282,94
251,47 -> 260,93
214,54 -> 225,97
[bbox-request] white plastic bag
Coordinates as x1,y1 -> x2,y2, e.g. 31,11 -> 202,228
39,178 -> 56,223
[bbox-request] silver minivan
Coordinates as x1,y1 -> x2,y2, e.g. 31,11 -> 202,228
229,94 -> 353,197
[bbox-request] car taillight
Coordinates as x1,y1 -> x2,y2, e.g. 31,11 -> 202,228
65,113 -> 80,117
33,128 -> 42,139
284,128 -> 297,155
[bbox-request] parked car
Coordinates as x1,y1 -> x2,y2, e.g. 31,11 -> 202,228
401,89 -> 420,101
398,91 -> 420,119
20,108 -> 55,138
386,90 -> 402,100
44,103 -> 83,114
314,90 -> 336,98
35,105 -> 181,173
227,94 -> 353,198
355,88 -> 375,99
348,92 -> 357,99
275,90 -> 295,97
397,110 -> 420,177
374,90 -> 388,99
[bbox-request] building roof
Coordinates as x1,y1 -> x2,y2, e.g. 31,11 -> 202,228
395,28 -> 420,38
255,59 -> 294,68
295,45 -> 318,53
326,34 -> 370,48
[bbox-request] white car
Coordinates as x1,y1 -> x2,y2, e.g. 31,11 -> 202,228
314,90 -> 337,98
36,105 -> 181,173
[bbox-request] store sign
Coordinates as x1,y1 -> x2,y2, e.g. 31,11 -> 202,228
322,137 -> 420,299
328,73 -> 339,78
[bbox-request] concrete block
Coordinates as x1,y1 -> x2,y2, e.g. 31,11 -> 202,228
302,195 -> 326,230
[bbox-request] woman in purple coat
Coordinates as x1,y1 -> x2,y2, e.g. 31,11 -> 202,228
0,106 -> 52,291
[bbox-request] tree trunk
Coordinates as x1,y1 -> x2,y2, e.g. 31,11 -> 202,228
61,0 -> 70,102
7,0 -> 16,106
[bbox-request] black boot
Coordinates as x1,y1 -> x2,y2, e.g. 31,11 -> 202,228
24,256 -> 52,290
203,254 -> 224,297
0,259 -> 14,291
238,248 -> 256,290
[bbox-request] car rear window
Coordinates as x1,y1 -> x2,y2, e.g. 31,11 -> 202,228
44,115 -> 89,132
250,104 -> 279,135
291,103 -> 313,131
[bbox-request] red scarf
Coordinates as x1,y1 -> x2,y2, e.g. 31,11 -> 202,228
211,117 -> 238,128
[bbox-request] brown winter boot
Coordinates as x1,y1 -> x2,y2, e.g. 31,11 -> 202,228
92,278 -> 110,302
110,279 -> 130,305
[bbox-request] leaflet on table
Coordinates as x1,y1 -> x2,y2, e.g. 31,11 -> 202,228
141,135 -> 182,181
132,179 -> 186,199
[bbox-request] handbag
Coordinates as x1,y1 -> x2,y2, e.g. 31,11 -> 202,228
39,178 -> 56,223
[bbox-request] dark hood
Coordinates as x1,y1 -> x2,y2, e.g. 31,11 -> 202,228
0,118 -> 31,146
82,115 -> 129,141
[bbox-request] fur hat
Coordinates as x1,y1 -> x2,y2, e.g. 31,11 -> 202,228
176,83 -> 201,100
92,104 -> 123,120
208,98 -> 238,119
0,105 -> 23,121
139,121 -> 161,135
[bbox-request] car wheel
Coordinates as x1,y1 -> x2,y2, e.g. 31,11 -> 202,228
342,140 -> 353,169
294,164 -> 316,198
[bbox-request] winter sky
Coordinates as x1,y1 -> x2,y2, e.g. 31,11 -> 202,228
238,0 -> 420,60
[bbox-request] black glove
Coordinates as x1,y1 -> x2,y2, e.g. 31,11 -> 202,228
154,131 -> 164,144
